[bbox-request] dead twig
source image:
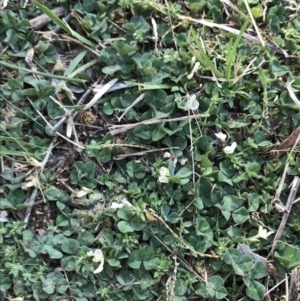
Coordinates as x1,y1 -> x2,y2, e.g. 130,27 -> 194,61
29,6 -> 67,30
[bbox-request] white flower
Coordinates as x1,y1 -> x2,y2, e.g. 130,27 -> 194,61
0,211 -> 9,223
75,187 -> 93,198
248,226 -> 274,242
191,56 -> 196,65
223,142 -> 237,154
163,152 -> 171,159
215,132 -> 227,143
258,226 -> 274,239
187,94 -> 199,110
187,62 -> 200,79
87,249 -> 105,274
158,166 -> 170,183
110,198 -> 132,210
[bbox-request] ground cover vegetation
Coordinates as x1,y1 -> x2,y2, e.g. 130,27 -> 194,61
1,0 -> 300,300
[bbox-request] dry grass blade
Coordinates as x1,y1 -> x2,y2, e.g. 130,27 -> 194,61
289,267 -> 300,301
286,78 -> 300,107
115,147 -> 179,160
108,113 -> 210,135
51,78 -> 103,133
83,78 -> 118,110
23,140 -> 56,228
270,127 -> 300,159
269,176 -> 300,257
117,93 -> 146,122
243,0 -> 265,47
220,0 -> 248,18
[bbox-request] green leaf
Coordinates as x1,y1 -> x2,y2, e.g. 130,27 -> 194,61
152,124 -> 167,141
77,231 -> 94,246
42,279 -> 55,294
133,125 -> 152,139
246,162 -> 261,178
269,60 -> 289,76
246,280 -> 266,301
118,221 -> 135,233
7,189 -> 25,206
0,274 -> 12,291
174,279 -> 187,296
128,250 -> 142,269
44,187 -> 69,203
61,238 -> 79,254
98,148 -> 111,163
140,245 -> 154,261
274,243 -> 300,269
175,167 -> 192,178
102,65 -> 122,75
130,216 -> 146,231
232,207 -> 249,224
216,286 -> 228,299
251,261 -> 267,279
112,41 -> 138,55
209,275 -> 224,287
224,249 -> 253,276
0,199 -> 16,210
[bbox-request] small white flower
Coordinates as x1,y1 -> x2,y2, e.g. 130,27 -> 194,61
158,166 -> 170,183
87,249 -> 104,274
151,17 -> 158,50
187,94 -> 199,110
27,157 -> 43,168
110,198 -> 132,210
191,56 -> 196,65
248,226 -> 274,242
163,152 -> 172,159
223,142 -> 237,154
215,132 -> 227,143
187,62 -> 200,79
258,226 -> 274,239
75,187 -> 93,198
0,211 -> 9,223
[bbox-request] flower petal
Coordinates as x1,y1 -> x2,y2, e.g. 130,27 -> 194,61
223,142 -> 237,154
215,132 -> 227,142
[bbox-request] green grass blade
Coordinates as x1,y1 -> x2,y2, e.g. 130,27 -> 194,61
32,0 -> 96,48
0,147 -> 37,158
68,57 -> 102,78
190,27 -> 223,78
0,61 -> 86,83
32,0 -> 71,33
124,81 -> 173,90
225,19 -> 250,80
64,50 -> 88,77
